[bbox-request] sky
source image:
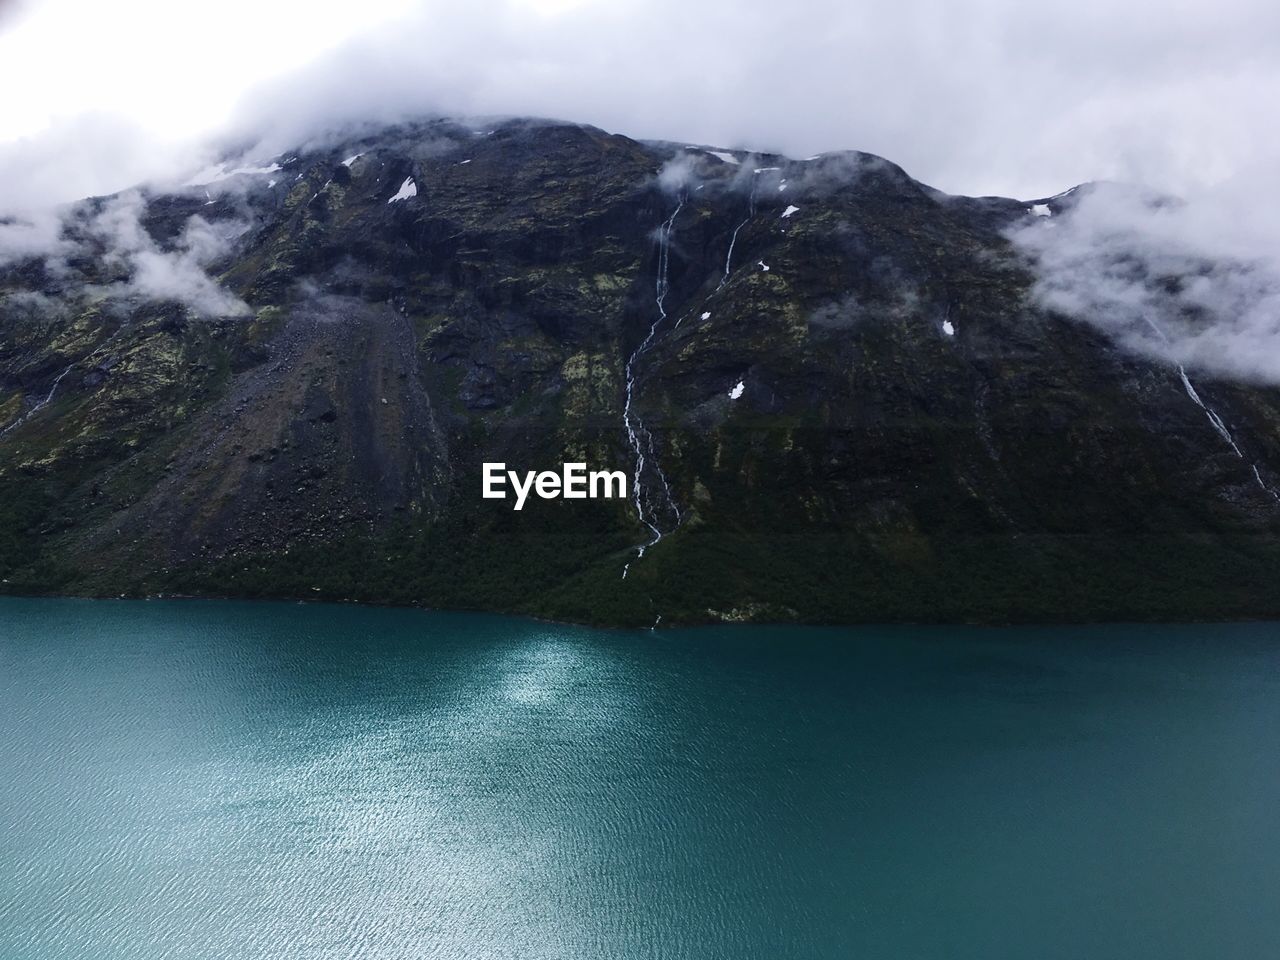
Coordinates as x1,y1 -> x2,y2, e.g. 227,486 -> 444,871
2,0 -> 1280,385
1,0 -> 1279,211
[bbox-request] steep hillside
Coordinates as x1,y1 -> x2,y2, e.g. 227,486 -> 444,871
4,117 -> 1280,626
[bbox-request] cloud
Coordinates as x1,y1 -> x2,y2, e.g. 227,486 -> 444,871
0,112 -> 203,215
1,0 -> 1279,383
219,0 -> 1280,199
0,0 -> 1276,214
87,191 -> 251,317
0,0 -> 29,30
0,289 -> 61,322
656,154 -> 699,194
1008,171 -> 1280,384
0,207 -> 67,266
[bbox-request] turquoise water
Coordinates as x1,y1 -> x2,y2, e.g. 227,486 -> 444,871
1,599 -> 1278,959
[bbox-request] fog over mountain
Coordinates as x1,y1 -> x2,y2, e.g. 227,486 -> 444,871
3,0 -> 1280,206
4,2 -> 1280,624
4,114 -> 1280,624
3,1 -> 1279,385
1009,175 -> 1280,384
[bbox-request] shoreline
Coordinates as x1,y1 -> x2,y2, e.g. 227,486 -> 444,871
4,586 -> 1278,633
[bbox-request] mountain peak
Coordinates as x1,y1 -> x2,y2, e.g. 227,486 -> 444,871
1,117 -> 1274,625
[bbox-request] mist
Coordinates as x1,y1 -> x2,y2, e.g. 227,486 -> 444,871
87,192 -> 251,318
2,0 -> 1279,209
1008,172 -> 1280,384
1,0 -> 1280,373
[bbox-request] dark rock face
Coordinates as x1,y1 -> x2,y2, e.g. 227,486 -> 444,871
3,117 -> 1280,626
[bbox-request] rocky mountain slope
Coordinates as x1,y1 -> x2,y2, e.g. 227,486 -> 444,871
3,117 -> 1280,626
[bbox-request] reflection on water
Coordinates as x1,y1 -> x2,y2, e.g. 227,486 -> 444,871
2,599 -> 1279,959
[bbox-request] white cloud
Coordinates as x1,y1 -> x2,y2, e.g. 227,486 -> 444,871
0,0 -> 1277,212
0,207 -> 66,266
1008,171 -> 1280,384
89,191 -> 251,317
0,0 -> 414,145
3,0 -> 1280,381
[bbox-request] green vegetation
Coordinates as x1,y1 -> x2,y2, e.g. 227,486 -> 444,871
5,118 -> 1280,627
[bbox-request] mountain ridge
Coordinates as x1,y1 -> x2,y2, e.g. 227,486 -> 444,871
3,116 -> 1280,627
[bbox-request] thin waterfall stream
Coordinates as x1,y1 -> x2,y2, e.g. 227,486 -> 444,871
621,196 -> 685,579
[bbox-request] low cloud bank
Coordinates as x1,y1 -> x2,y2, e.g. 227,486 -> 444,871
0,208 -> 67,265
89,192 -> 251,318
5,0 -> 1280,216
1008,173 -> 1280,384
0,189 -> 251,319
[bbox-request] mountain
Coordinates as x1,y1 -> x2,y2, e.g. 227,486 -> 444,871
3,116 -> 1280,627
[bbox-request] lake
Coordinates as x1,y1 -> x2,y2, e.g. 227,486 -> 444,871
2,598 -> 1278,958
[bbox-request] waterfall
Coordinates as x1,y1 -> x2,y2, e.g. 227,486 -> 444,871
1,362 -> 75,440
1176,368 -> 1243,457
621,197 -> 685,578
718,178 -> 758,290
2,324 -> 130,442
1143,315 -> 1277,500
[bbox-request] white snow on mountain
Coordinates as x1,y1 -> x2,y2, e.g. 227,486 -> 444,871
184,161 -> 281,187
388,177 -> 417,202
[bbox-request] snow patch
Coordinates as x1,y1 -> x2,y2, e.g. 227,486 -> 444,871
942,320 -> 956,336
709,151 -> 740,165
758,260 -> 770,272
458,159 -> 472,164
781,205 -> 800,218
701,311 -> 711,320
341,153 -> 364,167
729,381 -> 745,400
388,177 -> 417,203
184,161 -> 281,187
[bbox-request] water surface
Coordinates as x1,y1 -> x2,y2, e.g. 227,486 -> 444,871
2,598 -> 1278,958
